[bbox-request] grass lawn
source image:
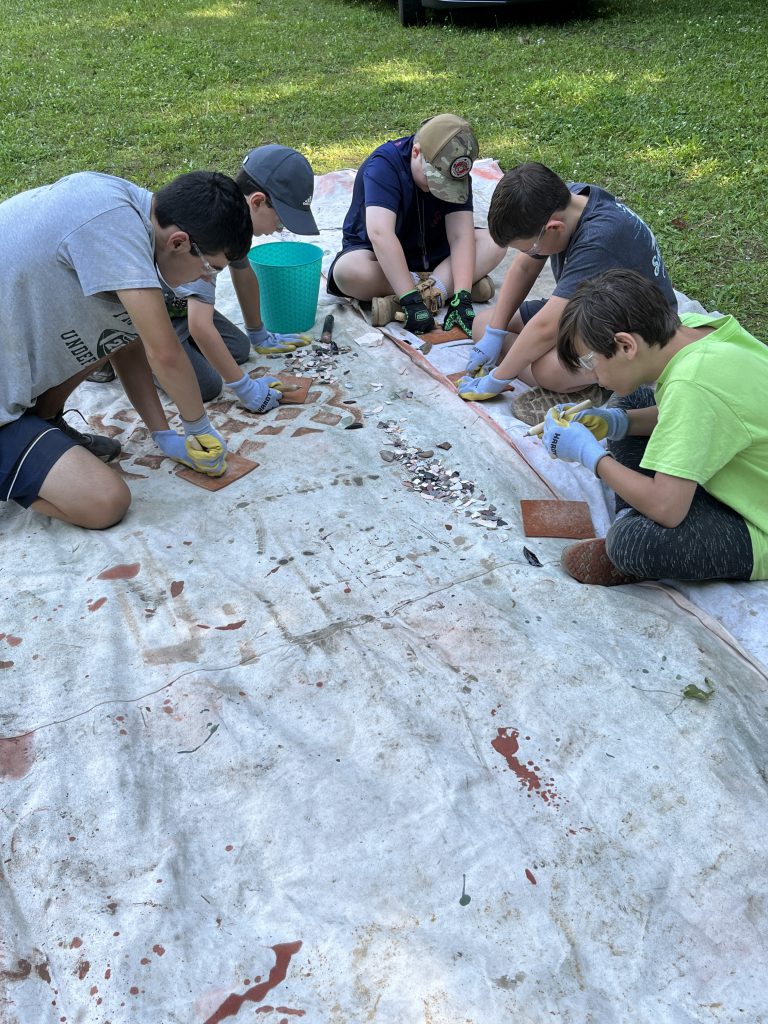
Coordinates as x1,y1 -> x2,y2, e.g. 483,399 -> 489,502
1,0 -> 766,331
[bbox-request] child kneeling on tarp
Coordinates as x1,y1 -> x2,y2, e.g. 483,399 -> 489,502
542,269 -> 768,585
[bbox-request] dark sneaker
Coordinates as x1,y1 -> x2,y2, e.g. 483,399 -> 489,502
86,361 -> 116,384
49,411 -> 121,463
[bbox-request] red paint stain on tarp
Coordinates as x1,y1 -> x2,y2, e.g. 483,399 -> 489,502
97,563 -> 140,580
70,937 -> 83,949
5,635 -> 22,646
276,1009 -> 305,1017
170,581 -> 184,598
76,960 -> 90,979
215,620 -> 245,631
152,944 -> 165,957
491,728 -> 560,806
87,598 -> 107,612
0,733 -> 35,779
525,869 -> 537,885
0,661 -> 14,669
204,941 -> 303,1024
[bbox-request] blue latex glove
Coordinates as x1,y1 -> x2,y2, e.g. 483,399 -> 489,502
456,369 -> 513,402
542,410 -> 611,475
465,326 -> 508,374
552,403 -> 629,442
152,428 -> 227,477
247,325 -> 310,354
226,372 -> 281,413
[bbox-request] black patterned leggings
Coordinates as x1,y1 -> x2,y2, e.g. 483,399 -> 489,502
605,387 -> 754,581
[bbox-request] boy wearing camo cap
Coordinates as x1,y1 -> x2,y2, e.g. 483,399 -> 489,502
327,114 -> 505,335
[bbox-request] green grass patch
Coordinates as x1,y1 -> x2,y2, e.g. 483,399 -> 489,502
1,0 -> 766,330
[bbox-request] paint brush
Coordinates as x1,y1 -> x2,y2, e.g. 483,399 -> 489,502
525,398 -> 593,437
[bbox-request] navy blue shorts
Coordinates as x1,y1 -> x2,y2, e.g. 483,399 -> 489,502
326,241 -> 452,298
0,414 -> 77,508
519,297 -> 548,324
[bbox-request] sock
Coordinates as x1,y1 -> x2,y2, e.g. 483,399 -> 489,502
431,275 -> 449,304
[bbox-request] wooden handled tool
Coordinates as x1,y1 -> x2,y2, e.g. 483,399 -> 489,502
320,313 -> 334,344
525,398 -> 593,437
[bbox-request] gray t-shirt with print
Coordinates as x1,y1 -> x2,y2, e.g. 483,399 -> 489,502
162,276 -> 217,319
0,172 -> 160,426
548,183 -> 676,308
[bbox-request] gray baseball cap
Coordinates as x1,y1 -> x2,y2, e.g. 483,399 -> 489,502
417,114 -> 479,204
241,144 -> 319,235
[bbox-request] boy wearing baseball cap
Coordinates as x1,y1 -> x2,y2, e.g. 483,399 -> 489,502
327,114 -> 505,335
147,146 -> 321,417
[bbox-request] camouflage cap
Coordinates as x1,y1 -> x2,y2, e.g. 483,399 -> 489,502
417,113 -> 479,204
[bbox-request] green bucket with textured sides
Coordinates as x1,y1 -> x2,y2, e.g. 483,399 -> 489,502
247,241 -> 323,334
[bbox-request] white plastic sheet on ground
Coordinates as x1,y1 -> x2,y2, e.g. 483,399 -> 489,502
1,163 -> 767,1024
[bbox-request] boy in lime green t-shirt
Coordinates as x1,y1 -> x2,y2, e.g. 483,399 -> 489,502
539,268 -> 768,585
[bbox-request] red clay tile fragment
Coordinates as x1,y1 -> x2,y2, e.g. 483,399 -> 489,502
175,452 -> 258,491
520,499 -> 595,540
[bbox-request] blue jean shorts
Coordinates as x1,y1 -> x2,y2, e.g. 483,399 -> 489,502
0,414 -> 77,508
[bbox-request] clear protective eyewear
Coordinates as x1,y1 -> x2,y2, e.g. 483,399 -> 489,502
577,350 -> 598,371
190,239 -> 226,277
521,223 -> 548,257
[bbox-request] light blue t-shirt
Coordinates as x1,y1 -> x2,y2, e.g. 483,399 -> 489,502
0,172 -> 158,425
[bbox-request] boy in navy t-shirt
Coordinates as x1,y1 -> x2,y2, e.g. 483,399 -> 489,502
456,162 -> 677,424
327,114 -> 505,335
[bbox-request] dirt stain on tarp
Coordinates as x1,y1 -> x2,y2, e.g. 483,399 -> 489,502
491,728 -> 560,806
204,941 -> 303,1024
1,958 -> 31,981
0,733 -> 35,779
97,562 -> 140,580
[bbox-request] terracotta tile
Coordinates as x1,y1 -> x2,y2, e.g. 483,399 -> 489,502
256,425 -> 285,436
248,371 -> 314,405
292,427 -> 323,437
422,325 -> 469,344
175,451 -> 259,491
520,499 -> 596,540
276,374 -> 314,404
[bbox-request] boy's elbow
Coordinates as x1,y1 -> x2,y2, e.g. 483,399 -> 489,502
655,498 -> 692,530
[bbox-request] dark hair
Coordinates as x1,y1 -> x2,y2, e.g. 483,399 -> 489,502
154,171 -> 252,262
557,269 -> 682,371
235,168 -> 271,203
487,162 -> 571,246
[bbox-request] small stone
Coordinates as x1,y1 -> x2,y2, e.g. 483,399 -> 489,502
436,441 -> 452,450
380,450 -> 395,462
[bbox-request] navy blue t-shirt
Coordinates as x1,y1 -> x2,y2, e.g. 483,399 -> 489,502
544,183 -> 676,308
340,135 -> 474,271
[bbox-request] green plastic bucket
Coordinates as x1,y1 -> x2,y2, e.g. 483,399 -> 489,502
247,241 -> 323,334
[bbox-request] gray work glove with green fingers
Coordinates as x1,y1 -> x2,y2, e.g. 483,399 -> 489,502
399,289 -> 435,334
443,290 -> 475,335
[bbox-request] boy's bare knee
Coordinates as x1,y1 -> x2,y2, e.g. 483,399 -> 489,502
86,476 -> 131,529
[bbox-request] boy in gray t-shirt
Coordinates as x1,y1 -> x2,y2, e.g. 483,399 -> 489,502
455,161 -> 677,425
0,169 -> 252,528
